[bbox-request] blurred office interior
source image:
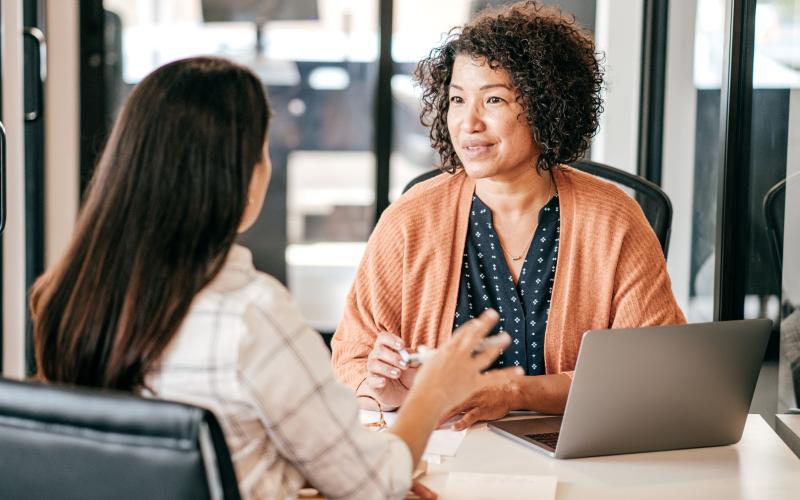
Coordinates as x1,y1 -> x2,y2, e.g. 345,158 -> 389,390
1,0 -> 799,422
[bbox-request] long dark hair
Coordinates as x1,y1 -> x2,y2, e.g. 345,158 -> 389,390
31,57 -> 270,391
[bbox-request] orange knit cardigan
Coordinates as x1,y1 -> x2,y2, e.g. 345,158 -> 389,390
331,167 -> 686,390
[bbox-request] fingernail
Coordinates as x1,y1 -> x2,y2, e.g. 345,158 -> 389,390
395,340 -> 403,349
390,368 -> 400,377
484,309 -> 499,320
515,367 -> 524,375
399,360 -> 408,368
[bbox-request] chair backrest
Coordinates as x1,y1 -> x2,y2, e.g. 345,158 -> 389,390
0,378 -> 241,500
402,160 -> 673,257
763,178 -> 785,282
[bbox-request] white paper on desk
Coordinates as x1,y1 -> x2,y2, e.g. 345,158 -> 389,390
358,410 -> 467,458
442,473 -> 557,500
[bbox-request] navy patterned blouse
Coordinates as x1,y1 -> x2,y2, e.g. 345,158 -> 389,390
453,193 -> 560,376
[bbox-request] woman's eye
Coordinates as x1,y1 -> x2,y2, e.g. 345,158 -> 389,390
450,96 -> 464,104
487,96 -> 504,104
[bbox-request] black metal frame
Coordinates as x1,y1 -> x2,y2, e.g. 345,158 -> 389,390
637,0 -> 669,185
374,0 -> 394,223
79,0 -> 108,196
714,0 -> 757,321
23,0 -> 45,376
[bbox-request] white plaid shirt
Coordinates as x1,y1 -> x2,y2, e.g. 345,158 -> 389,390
146,245 -> 412,500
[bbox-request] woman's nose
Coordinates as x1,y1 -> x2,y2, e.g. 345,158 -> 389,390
461,104 -> 485,132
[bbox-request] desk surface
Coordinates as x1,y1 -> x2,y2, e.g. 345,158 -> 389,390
776,414 -> 800,459
421,414 -> 800,499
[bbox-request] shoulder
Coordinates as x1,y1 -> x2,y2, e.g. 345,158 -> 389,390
557,166 -> 648,229
199,254 -> 308,338
243,273 -> 308,337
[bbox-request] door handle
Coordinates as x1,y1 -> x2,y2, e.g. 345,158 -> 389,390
0,121 -> 6,235
23,27 -> 46,123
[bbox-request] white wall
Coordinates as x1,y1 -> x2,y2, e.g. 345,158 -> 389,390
45,0 -> 80,268
661,0 -> 699,314
592,0 -> 643,174
2,0 -> 27,378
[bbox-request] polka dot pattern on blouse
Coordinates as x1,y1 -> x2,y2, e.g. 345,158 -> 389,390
453,193 -> 560,376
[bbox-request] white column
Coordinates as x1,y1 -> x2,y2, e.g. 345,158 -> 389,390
44,0 -> 80,267
661,0 -> 699,314
2,0 -> 27,378
592,0 -> 644,174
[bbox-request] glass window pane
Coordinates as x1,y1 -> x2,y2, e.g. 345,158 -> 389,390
104,0 -> 379,333
661,0 -> 727,322
753,0 -> 800,412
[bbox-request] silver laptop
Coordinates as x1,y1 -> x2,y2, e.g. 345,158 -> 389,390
488,319 -> 772,459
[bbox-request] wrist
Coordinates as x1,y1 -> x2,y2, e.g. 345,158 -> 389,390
506,375 -> 526,410
404,383 -> 449,418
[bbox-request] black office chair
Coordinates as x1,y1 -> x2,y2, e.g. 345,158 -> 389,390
763,178 -> 786,283
402,160 -> 673,257
0,377 -> 241,500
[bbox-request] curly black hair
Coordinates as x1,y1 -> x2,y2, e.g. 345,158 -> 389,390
414,0 -> 604,173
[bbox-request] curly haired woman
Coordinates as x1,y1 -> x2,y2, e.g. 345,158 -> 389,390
332,1 -> 685,429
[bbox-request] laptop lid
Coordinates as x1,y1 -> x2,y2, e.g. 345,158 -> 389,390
551,319 -> 771,458
489,320 -> 772,458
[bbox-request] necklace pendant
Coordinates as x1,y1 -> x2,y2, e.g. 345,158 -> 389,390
511,255 -> 523,261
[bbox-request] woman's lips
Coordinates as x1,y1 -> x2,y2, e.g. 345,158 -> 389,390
460,140 -> 495,158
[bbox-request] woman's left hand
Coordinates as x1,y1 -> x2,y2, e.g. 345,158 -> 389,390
439,379 -> 520,431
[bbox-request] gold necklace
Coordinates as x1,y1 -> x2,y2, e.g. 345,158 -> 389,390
508,241 -> 533,261
504,224 -> 535,261
501,176 -> 556,262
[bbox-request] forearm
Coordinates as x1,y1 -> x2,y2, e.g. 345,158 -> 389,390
389,388 -> 447,466
511,373 -> 572,414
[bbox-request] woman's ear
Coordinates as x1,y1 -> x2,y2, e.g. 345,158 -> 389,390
238,143 -> 271,233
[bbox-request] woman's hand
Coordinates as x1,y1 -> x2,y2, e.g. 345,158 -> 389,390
438,379 -> 520,431
389,309 -> 523,469
409,310 -> 523,416
362,332 -> 418,409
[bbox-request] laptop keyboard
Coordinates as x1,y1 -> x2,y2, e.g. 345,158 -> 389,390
525,432 -> 560,449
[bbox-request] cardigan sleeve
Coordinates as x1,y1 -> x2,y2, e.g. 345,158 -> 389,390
610,203 -> 686,329
331,209 -> 407,391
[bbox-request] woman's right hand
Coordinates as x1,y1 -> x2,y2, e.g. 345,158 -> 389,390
410,309 -> 520,415
388,310 -> 521,470
363,332 -> 418,409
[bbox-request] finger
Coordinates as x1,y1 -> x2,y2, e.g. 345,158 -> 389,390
374,348 -> 409,370
365,374 -> 387,389
375,331 -> 405,351
367,359 -> 402,379
437,405 -> 465,427
471,332 -> 512,370
437,394 -> 478,426
453,309 -> 500,351
410,480 -> 437,500
452,408 -> 483,431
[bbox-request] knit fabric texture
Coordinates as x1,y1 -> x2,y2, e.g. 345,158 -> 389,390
331,166 -> 686,390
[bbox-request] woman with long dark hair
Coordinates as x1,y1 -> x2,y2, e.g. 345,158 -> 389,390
31,57 -> 520,499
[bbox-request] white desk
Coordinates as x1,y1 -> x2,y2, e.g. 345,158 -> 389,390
420,415 -> 800,499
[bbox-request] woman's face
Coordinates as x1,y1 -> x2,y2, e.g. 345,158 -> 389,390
238,140 -> 272,233
447,54 -> 539,181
